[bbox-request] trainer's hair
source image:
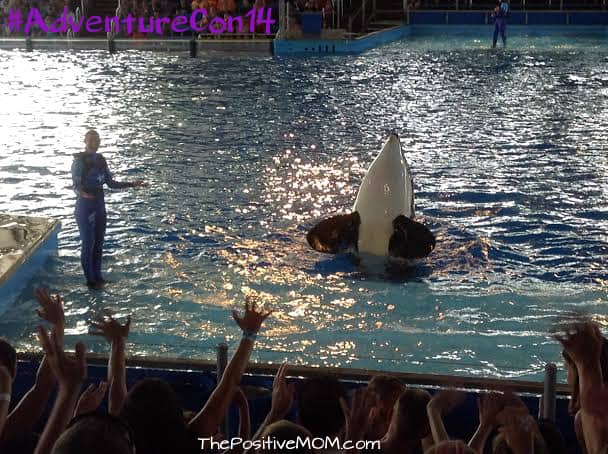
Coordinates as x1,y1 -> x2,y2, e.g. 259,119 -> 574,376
85,129 -> 99,139
0,337 -> 17,377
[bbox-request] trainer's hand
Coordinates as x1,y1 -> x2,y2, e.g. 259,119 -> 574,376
133,180 -> 148,188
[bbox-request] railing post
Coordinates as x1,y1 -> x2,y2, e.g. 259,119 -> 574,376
189,38 -> 198,57
362,0 -> 366,29
278,0 -> 286,35
108,36 -> 116,54
217,343 -> 229,436
541,363 -> 557,422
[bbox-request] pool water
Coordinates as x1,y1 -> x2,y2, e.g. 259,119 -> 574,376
0,32 -> 607,380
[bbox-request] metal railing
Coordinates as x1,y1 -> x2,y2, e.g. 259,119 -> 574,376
406,0 -> 607,9
67,7 -> 80,39
348,0 -> 377,32
80,0 -> 89,20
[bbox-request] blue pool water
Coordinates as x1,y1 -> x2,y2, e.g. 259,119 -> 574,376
0,32 -> 607,380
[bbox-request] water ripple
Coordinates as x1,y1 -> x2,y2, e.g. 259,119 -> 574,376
0,37 -> 607,379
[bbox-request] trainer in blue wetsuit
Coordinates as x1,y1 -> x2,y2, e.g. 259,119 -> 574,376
492,0 -> 509,48
72,130 -> 145,289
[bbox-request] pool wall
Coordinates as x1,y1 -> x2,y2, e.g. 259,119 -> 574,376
273,24 -> 411,55
10,354 -> 581,453
0,37 -> 273,53
273,12 -> 607,55
410,10 -> 608,25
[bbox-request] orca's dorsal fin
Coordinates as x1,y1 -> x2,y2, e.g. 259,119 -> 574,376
388,215 -> 436,259
307,212 -> 361,254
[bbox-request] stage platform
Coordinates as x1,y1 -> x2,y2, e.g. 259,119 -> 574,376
0,213 -> 60,315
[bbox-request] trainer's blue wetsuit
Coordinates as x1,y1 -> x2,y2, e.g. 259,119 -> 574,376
72,152 -> 135,286
493,1 -> 509,48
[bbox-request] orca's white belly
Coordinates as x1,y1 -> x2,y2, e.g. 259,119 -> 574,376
357,219 -> 393,256
353,134 -> 414,257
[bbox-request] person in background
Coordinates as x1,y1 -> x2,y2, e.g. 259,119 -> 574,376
491,0 -> 509,48
71,130 -> 146,290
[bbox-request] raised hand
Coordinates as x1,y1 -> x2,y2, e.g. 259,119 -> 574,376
477,392 -> 505,427
90,316 -> 131,343
0,365 -> 11,389
37,325 -> 86,390
74,382 -> 108,417
269,363 -> 294,420
232,296 -> 272,334
429,388 -> 466,416
233,387 -> 248,408
497,406 -> 538,454
340,387 -> 375,443
35,288 -> 65,327
553,319 -> 603,367
35,355 -> 57,389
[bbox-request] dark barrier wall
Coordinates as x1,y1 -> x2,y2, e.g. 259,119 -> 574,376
10,359 -> 580,454
410,10 -> 608,24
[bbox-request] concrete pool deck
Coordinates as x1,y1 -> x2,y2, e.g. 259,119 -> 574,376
0,214 -> 60,315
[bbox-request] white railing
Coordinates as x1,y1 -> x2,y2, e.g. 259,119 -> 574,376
67,6 -> 80,38
108,0 -> 121,39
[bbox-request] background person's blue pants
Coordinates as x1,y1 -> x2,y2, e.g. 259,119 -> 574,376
75,198 -> 107,284
493,19 -> 507,47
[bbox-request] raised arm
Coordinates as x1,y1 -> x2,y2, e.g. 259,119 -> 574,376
103,158 -> 145,189
426,388 -> 466,445
224,388 -> 251,454
340,387 -> 376,454
468,393 -> 504,453
2,289 -> 64,440
90,315 -> 131,416
74,381 -> 108,417
234,388 -> 251,442
556,321 -> 608,454
34,326 -> 87,454
188,297 -> 271,437
0,366 -> 11,439
249,363 -> 294,446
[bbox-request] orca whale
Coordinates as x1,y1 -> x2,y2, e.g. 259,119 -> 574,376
307,133 -> 435,260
